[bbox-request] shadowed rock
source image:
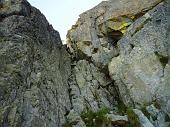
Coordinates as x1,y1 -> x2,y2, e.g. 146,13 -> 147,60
0,0 -> 71,127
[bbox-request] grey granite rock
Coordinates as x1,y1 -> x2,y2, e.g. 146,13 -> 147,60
1,0 -> 170,127
109,0 -> 170,107
146,102 -> 170,127
106,114 -> 128,125
68,60 -> 117,114
67,0 -> 162,68
66,0 -> 170,126
0,0 -> 71,127
133,109 -> 155,127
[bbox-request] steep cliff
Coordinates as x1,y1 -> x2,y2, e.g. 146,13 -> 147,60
0,0 -> 170,127
0,0 -> 71,127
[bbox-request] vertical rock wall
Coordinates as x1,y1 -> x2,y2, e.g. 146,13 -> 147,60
0,0 -> 71,127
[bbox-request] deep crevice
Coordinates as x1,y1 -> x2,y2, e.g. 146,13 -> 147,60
154,51 -> 168,68
130,44 -> 135,49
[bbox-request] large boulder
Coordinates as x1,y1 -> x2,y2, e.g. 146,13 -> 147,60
109,0 -> 170,107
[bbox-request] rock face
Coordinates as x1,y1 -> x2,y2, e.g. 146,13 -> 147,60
67,0 -> 162,68
133,109 -> 155,127
67,0 -> 170,109
108,0 -> 170,107
0,0 -> 170,127
0,0 -> 71,127
69,60 -> 116,113
67,0 -> 170,126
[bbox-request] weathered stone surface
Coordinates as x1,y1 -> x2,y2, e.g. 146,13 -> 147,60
165,100 -> 170,117
133,109 -> 155,127
68,60 -> 117,114
146,104 -> 159,119
145,102 -> 170,127
0,0 -> 71,127
65,110 -> 86,127
0,0 -> 31,19
109,0 -> 170,107
66,0 -> 170,126
67,0 -> 162,68
106,114 -> 128,125
1,0 -> 170,127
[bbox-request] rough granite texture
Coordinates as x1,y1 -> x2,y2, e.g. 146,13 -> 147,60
0,0 -> 71,127
67,0 -> 162,68
67,0 -> 170,126
109,0 -> 170,107
0,0 -> 170,127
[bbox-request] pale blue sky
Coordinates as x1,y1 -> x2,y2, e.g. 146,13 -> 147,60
28,0 -> 103,41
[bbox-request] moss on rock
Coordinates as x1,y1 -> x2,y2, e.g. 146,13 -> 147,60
81,107 -> 110,127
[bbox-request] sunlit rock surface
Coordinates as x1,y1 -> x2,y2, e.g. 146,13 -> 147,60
0,0 -> 170,127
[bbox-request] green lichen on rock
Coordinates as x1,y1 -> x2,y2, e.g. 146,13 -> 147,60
105,17 -> 133,35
